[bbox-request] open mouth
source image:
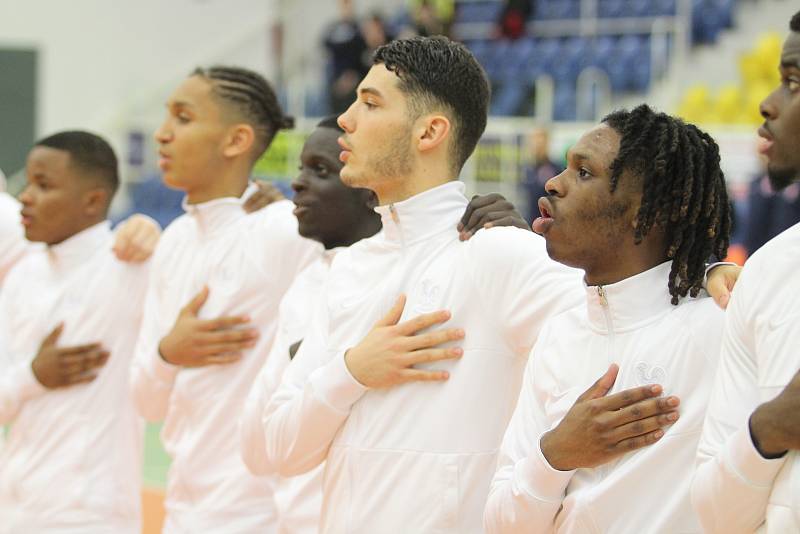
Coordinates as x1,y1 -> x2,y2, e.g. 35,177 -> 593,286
532,197 -> 555,235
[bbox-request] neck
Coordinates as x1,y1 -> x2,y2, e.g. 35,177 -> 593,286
584,253 -> 668,287
185,162 -> 251,204
374,164 -> 454,205
47,217 -> 106,247
322,213 -> 382,250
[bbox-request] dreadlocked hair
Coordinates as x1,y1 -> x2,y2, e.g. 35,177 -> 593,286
192,66 -> 294,158
602,104 -> 731,305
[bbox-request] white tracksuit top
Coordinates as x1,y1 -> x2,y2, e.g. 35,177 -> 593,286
0,192 -> 29,285
129,187 -> 319,534
0,221 -> 149,534
692,222 -> 800,533
260,181 -> 584,533
484,262 -> 725,534
241,250 -> 339,534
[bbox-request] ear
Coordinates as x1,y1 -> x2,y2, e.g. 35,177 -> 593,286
416,114 -> 451,154
223,123 -> 256,158
359,189 -> 379,210
83,187 -> 109,217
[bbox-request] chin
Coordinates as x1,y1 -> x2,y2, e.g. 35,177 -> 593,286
767,164 -> 799,191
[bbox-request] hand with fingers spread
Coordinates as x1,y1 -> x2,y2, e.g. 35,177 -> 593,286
457,193 -> 530,241
344,295 -> 465,388
31,323 -> 110,389
112,214 -> 162,263
158,286 -> 259,367
540,364 -> 681,471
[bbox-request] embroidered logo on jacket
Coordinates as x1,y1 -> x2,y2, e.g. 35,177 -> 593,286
413,279 -> 441,314
634,362 -> 667,387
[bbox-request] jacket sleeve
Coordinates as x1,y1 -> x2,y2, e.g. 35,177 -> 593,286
0,193 -> 28,285
466,228 -> 584,354
258,295 -> 367,477
129,255 -> 179,422
484,325 -> 575,533
691,264 -> 787,533
0,288 -> 47,423
240,309 -> 297,475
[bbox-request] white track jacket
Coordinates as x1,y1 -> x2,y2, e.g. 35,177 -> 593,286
130,188 -> 319,534
0,192 -> 28,285
241,250 -> 339,534
692,223 -> 800,533
0,222 -> 148,534
484,262 -> 724,533
260,182 -> 584,533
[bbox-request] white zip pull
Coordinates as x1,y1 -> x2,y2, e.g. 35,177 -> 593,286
597,285 -> 608,307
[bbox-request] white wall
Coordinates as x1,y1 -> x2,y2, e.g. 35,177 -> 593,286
0,0 -> 279,143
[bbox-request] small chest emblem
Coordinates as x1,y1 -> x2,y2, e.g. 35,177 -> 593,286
413,279 -> 441,314
634,362 -> 668,387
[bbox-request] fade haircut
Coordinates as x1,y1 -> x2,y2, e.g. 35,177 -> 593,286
35,130 -> 119,196
791,10 -> 800,32
602,105 -> 731,305
372,36 -> 490,175
192,66 -> 294,159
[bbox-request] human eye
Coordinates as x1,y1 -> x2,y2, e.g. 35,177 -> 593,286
577,167 -> 592,179
315,164 -> 330,177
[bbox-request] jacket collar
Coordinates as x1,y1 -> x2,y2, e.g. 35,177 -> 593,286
47,221 -> 112,271
585,261 -> 678,333
182,183 -> 257,237
373,181 -> 467,246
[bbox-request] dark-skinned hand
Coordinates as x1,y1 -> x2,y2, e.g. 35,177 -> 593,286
457,193 -> 530,241
750,367 -> 800,458
540,364 -> 680,471
243,180 -> 285,214
31,323 -> 109,389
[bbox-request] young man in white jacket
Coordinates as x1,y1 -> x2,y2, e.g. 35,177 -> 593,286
484,105 -> 732,533
240,116 -> 530,533
0,169 -> 160,286
0,131 -> 150,533
256,36 -> 591,533
129,66 -> 319,533
691,11 -> 800,532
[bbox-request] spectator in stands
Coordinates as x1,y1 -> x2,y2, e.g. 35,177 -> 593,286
324,0 -> 369,113
362,12 -> 394,58
520,126 -> 563,221
497,0 -> 532,40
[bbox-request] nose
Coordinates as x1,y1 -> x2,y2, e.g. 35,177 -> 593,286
760,86 -> 781,121
291,171 -> 308,194
154,119 -> 171,144
545,171 -> 566,197
18,183 -> 34,205
337,103 -> 356,133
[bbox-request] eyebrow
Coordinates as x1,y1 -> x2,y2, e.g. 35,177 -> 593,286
358,87 -> 383,99
167,100 -> 194,109
568,151 -> 592,162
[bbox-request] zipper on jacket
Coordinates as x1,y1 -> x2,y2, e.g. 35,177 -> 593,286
597,285 -> 615,482
388,204 -> 406,249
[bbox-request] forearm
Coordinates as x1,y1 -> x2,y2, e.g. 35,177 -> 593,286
262,352 -> 365,477
692,425 -> 786,533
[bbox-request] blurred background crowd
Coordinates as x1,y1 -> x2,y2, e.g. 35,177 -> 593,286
0,0 -> 796,263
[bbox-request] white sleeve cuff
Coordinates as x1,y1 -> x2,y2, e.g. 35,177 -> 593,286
309,351 -> 368,413
515,436 -> 576,503
13,362 -> 48,401
724,426 -> 787,487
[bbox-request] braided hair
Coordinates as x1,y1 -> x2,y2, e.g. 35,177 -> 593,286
192,66 -> 294,158
602,105 -> 731,305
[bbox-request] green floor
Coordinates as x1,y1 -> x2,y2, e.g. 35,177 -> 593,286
143,423 -> 170,488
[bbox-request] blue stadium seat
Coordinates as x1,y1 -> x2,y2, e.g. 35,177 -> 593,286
597,0 -> 626,18
553,83 -> 577,121
455,1 -> 504,24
